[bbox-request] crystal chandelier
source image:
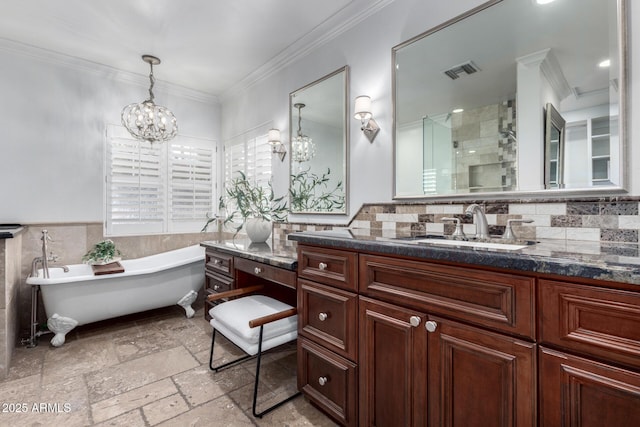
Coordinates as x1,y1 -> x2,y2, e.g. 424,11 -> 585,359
121,55 -> 178,143
291,103 -> 316,163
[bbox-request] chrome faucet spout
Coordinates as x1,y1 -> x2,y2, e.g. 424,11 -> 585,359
30,257 -> 43,278
465,204 -> 489,240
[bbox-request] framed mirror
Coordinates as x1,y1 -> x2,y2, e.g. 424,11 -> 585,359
393,0 -> 627,198
289,66 -> 348,214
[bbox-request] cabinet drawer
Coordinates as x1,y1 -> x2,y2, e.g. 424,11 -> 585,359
298,278 -> 358,360
205,270 -> 233,294
234,257 -> 296,289
298,337 -> 358,427
359,254 -> 535,339
204,271 -> 234,321
205,249 -> 234,277
298,245 -> 357,291
539,279 -> 640,369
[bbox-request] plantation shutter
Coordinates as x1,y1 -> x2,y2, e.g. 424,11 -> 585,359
106,127 -> 165,235
224,125 -> 272,190
105,124 -> 215,236
168,140 -> 215,232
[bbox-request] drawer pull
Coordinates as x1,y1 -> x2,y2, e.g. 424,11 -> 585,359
318,312 -> 329,321
318,262 -> 328,270
213,259 -> 221,265
318,376 -> 329,386
254,267 -> 262,275
409,316 -> 421,327
214,284 -> 220,291
425,320 -> 438,333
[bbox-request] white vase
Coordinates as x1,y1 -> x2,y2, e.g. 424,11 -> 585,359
245,217 -> 272,243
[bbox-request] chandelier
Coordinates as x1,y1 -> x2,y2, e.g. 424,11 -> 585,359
291,103 -> 316,163
121,55 -> 178,143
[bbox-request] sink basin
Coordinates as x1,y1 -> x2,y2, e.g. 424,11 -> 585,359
413,238 -> 528,251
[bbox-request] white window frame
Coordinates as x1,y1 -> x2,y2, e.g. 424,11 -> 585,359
105,124 -> 216,236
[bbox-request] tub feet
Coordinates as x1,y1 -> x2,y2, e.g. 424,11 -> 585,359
47,314 -> 78,347
177,290 -> 198,318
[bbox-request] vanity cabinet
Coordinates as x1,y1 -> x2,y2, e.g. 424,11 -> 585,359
297,245 -> 359,426
359,255 -> 536,427
296,242 -> 640,426
538,279 -> 640,425
204,249 -> 234,320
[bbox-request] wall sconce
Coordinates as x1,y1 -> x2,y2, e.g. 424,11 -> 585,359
354,95 -> 380,143
268,128 -> 287,161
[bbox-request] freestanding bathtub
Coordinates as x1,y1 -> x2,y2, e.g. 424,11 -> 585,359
26,244 -> 205,346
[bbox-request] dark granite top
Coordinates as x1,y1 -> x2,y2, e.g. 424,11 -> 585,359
201,238 -> 298,271
0,224 -> 25,239
287,228 -> 640,285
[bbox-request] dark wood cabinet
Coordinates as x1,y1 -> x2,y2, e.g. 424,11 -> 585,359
358,296 -> 427,427
539,346 -> 640,426
427,315 -> 536,427
204,248 -> 235,320
295,243 -> 640,427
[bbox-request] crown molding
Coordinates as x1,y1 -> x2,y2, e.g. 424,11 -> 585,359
0,37 -> 219,105
221,0 -> 396,101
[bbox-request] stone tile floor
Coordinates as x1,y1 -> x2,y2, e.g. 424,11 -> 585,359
0,302 -> 337,426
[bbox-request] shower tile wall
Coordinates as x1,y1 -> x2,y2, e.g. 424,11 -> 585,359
1,234 -> 21,379
450,100 -> 517,192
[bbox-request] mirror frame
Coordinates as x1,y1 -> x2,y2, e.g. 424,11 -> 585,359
289,66 -> 349,215
391,0 -> 629,200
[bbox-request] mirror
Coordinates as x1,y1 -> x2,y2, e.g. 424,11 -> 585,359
289,66 -> 348,214
393,0 -> 626,198
544,103 -> 566,189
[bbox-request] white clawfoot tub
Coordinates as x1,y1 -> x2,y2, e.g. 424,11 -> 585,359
26,245 -> 205,347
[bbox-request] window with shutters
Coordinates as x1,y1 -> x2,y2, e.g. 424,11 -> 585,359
223,125 -> 272,190
105,124 -> 216,236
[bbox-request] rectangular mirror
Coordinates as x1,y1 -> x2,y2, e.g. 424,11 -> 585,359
289,66 -> 348,214
393,0 -> 627,198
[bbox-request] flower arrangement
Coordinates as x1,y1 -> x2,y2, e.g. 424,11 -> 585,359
82,239 -> 122,265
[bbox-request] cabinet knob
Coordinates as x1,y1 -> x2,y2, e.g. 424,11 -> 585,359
213,259 -> 220,265
318,312 -> 328,321
409,316 -> 421,327
254,267 -> 262,275
318,376 -> 328,386
318,262 -> 328,270
425,320 -> 438,333
213,284 -> 220,291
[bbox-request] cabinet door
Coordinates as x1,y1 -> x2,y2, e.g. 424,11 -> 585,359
427,316 -> 536,427
539,346 -> 640,427
359,296 -> 428,427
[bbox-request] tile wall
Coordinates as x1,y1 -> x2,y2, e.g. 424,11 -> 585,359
274,197 -> 640,245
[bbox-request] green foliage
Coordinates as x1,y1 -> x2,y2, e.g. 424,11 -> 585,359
216,171 -> 288,233
82,239 -> 122,264
290,167 -> 345,212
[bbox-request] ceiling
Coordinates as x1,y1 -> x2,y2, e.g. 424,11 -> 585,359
0,0 -> 374,97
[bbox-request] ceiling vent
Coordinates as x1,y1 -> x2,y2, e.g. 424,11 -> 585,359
443,61 -> 480,80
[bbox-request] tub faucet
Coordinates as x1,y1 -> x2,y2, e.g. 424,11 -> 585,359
465,204 -> 489,240
36,230 -> 68,278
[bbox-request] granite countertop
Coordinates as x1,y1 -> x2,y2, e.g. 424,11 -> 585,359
0,224 -> 25,239
200,238 -> 298,271
287,228 -> 640,285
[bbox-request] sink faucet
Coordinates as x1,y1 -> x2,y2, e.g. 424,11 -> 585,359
465,204 -> 489,240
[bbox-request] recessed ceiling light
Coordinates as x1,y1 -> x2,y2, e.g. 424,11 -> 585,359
536,0 -> 556,4
469,150 -> 476,154
452,108 -> 464,113
599,59 -> 611,68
